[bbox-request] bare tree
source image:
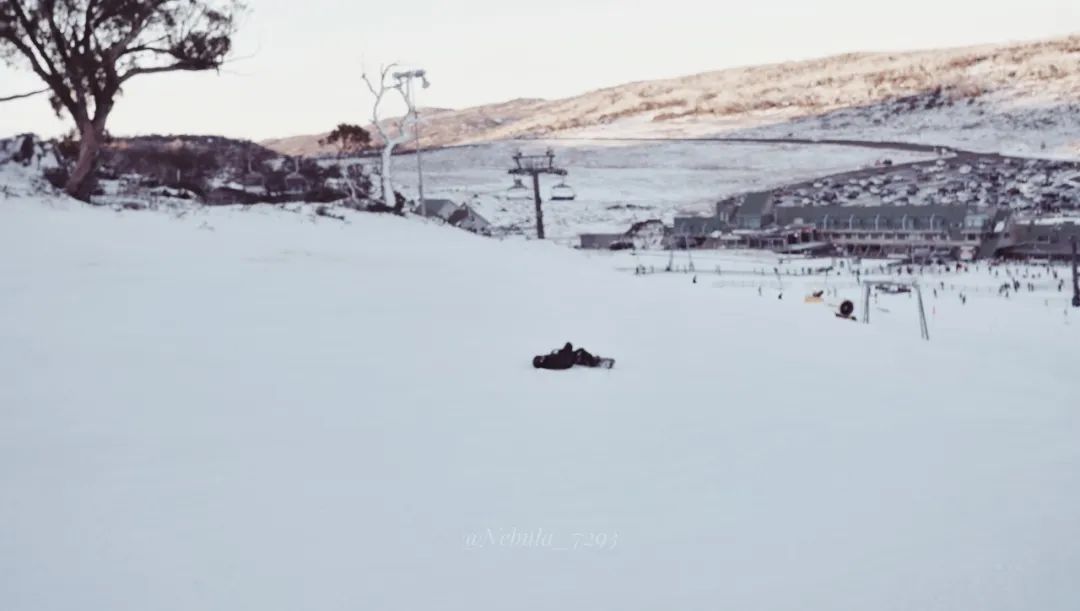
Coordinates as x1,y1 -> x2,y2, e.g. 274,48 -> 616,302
362,63 -> 414,210
339,163 -> 370,205
0,0 -> 242,200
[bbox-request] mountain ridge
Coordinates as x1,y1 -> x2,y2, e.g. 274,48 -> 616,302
263,34 -> 1080,158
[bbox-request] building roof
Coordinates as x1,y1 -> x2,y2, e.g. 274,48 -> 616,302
416,199 -> 459,219
736,192 -> 774,218
448,204 -> 491,230
459,204 -> 490,225
715,200 -> 739,216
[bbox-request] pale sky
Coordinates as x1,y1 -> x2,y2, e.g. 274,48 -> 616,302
1,0 -> 1077,141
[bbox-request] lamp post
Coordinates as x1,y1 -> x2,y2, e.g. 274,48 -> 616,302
393,69 -> 430,207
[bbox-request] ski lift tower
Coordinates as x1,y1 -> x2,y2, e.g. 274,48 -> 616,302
393,69 -> 430,205
1071,236 -> 1080,308
508,149 -> 567,239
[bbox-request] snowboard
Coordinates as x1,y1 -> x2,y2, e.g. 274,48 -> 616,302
596,358 -> 615,369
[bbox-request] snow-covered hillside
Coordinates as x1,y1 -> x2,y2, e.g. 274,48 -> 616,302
266,35 -> 1080,159
377,139 -> 936,239
2,189 -> 1079,611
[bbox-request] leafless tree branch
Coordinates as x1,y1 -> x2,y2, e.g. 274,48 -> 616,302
0,86 -> 48,102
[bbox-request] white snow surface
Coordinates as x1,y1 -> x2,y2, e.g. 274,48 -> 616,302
2,192 -> 1080,611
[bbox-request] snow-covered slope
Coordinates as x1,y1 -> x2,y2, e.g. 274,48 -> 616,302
266,35 -> 1080,159
381,139 -> 935,239
2,192 -> 1079,611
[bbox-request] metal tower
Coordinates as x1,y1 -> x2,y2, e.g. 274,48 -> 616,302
508,149 -> 566,239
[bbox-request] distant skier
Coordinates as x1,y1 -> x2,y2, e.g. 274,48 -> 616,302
533,342 -> 614,370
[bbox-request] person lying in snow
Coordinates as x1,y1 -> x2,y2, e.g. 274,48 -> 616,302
532,342 -> 614,370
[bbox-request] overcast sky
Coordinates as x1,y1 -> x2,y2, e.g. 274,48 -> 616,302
1,0 -> 1077,141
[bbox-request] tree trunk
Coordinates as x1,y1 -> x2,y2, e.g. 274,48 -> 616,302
65,121 -> 105,201
380,146 -> 394,208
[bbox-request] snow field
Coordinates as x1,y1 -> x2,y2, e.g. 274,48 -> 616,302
1,196 -> 1079,611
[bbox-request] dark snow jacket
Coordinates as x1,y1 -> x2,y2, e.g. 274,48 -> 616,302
533,343 -> 602,370
533,343 -> 577,370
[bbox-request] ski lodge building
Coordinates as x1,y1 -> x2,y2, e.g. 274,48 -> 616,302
771,204 -> 1006,259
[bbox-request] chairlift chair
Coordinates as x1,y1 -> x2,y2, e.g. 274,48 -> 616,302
507,178 -> 531,200
550,180 -> 576,201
